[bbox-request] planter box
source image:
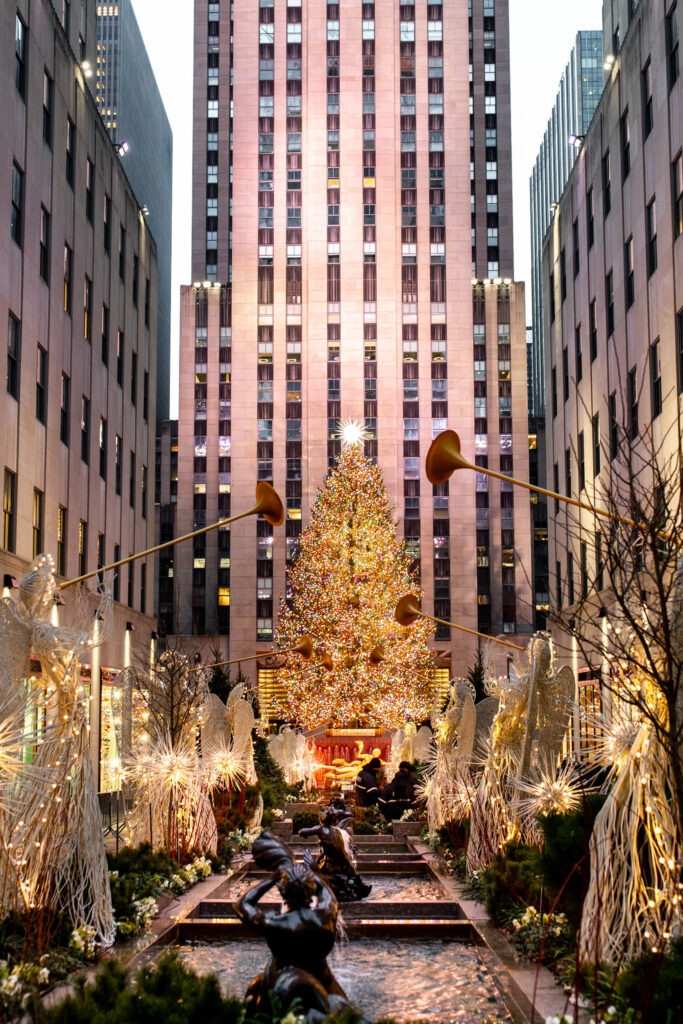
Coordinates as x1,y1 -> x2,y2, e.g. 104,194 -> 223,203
392,821 -> 421,839
286,802 -> 321,816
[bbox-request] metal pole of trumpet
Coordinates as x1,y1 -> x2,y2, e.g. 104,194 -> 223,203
394,595 -> 525,652
59,482 -> 284,590
189,636 -> 319,673
426,430 -> 648,535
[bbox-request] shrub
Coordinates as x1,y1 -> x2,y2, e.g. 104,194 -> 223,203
538,793 -> 607,930
40,953 -> 245,1024
292,811 -> 320,834
614,938 -> 683,1023
482,841 -> 543,925
253,735 -> 286,811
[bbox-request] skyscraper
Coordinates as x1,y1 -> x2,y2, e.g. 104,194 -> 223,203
1,0 -> 158,786
95,0 -> 173,420
543,0 -> 682,688
176,0 -> 533,707
529,30 -> 603,421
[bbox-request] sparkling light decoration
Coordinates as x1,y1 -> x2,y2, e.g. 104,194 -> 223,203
513,760 -> 584,831
0,557 -> 115,944
336,418 -> 368,449
273,445 -> 436,730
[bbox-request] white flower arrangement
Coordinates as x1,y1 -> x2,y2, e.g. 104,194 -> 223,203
69,925 -> 98,959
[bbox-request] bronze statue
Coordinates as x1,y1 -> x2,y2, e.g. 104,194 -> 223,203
299,803 -> 372,902
235,831 -> 353,1020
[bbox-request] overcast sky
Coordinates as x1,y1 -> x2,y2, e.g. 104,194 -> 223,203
131,0 -> 603,419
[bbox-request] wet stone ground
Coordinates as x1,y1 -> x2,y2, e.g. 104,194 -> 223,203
177,939 -> 512,1023
222,873 -> 446,903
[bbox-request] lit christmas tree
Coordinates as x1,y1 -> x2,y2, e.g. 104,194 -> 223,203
274,433 -> 436,730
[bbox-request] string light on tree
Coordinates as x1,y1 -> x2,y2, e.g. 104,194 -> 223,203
274,444 -> 437,730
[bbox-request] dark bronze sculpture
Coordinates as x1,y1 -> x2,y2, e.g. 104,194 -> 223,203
235,831 -> 353,1020
299,802 -> 372,902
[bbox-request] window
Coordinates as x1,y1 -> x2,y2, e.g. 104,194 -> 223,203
144,278 -> 150,327
78,520 -> 87,577
127,561 -> 134,608
57,506 -> 66,576
578,431 -> 585,490
114,435 -> 121,494
63,244 -> 72,314
112,544 -> 120,601
602,150 -> 611,216
642,59 -> 653,138
628,366 -> 638,439
129,451 -> 136,507
116,331 -> 124,386
560,248 -> 567,302
650,338 -> 662,418
553,462 -> 559,514
609,390 -> 618,459
98,417 -> 107,479
32,489 -> 43,558
131,350 -> 137,405
589,299 -> 598,361
15,15 -> 26,98
60,373 -> 70,444
624,237 -> 635,309
39,207 -> 50,283
567,553 -> 574,606
80,396 -> 90,462
7,313 -> 20,400
11,163 -> 23,247
36,345 -> 47,424
565,447 -> 572,497
85,158 -> 94,222
83,277 -> 92,342
575,325 -> 583,383
551,366 -> 557,418
581,542 -> 588,599
620,110 -> 630,180
143,370 -> 149,422
592,413 -> 601,476
573,219 -> 580,277
43,71 -> 54,145
62,0 -> 70,35
101,304 -> 109,364
605,270 -> 614,337
141,465 -> 147,519
549,271 -> 555,323
667,2 -> 679,90
66,118 -> 75,187
586,187 -> 595,249
678,308 -> 683,395
97,533 -> 105,587
3,470 -> 16,552
118,225 -> 126,281
103,194 -> 111,253
646,198 -> 657,276
562,346 -> 569,403
140,563 -> 146,614
673,151 -> 683,239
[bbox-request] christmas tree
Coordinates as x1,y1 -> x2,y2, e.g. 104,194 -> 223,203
274,438 -> 436,730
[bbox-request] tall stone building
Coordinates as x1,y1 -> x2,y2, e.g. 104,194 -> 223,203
543,0 -> 682,673
94,0 -> 173,421
1,0 -> 158,786
176,0 -> 533,704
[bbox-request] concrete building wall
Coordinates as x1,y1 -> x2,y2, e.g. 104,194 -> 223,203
544,0 -> 682,628
1,0 -> 158,785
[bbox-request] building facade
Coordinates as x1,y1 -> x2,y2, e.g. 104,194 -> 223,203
95,0 -> 173,421
544,0 -> 682,646
1,0 -> 159,786
176,0 -> 533,698
530,30 -> 604,421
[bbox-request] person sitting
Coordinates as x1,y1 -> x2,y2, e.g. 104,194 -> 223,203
355,757 -> 382,807
378,761 -> 417,821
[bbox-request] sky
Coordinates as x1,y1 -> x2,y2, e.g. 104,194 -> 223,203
131,0 -> 603,419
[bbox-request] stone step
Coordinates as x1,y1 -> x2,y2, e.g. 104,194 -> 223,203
194,899 -> 465,921
178,915 -> 478,942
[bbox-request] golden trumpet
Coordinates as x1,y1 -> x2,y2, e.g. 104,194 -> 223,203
190,634 -> 316,672
369,644 -> 386,665
394,594 -> 525,652
60,482 -> 284,590
426,430 -> 644,534
320,653 -> 334,672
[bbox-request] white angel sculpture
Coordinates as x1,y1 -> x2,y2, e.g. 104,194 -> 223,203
0,557 -> 115,944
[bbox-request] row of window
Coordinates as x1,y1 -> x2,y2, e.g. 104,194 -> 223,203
2,467 -> 146,610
